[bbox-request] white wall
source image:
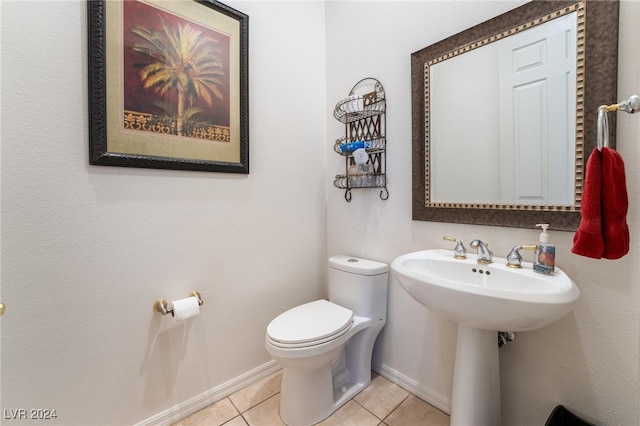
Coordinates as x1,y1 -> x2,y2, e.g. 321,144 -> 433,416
2,1 -> 639,425
1,1 -> 326,424
326,1 -> 640,426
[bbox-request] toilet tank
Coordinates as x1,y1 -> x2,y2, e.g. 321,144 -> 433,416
328,255 -> 388,320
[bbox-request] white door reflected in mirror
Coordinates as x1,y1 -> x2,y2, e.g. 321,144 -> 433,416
430,12 -> 577,206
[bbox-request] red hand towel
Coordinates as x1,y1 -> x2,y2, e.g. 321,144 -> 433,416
572,148 -> 604,258
601,147 -> 630,259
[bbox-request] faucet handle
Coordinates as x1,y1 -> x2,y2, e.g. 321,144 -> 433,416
443,236 -> 467,259
506,245 -> 538,268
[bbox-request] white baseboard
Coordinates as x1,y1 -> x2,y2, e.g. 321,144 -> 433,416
135,360 -> 282,426
137,360 -> 447,425
373,362 -> 451,415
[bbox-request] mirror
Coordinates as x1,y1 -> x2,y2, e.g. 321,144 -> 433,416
411,0 -> 619,231
431,11 -> 578,206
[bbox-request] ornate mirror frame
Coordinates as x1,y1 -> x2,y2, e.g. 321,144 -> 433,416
411,0 -> 619,231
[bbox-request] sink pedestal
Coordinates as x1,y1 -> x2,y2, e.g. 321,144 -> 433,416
450,325 -> 501,426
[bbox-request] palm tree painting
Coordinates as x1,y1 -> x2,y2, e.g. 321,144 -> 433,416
123,1 -> 231,141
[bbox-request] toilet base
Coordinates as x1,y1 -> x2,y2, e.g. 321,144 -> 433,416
274,321 -> 384,426
279,361 -> 368,426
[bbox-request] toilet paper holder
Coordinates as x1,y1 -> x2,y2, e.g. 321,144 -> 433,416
154,292 -> 203,316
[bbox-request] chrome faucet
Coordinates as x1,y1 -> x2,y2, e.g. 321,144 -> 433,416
469,240 -> 493,264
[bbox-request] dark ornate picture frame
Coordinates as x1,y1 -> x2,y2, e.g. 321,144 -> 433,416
88,0 -> 249,174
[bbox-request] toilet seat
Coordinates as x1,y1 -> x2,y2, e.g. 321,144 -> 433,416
267,300 -> 354,348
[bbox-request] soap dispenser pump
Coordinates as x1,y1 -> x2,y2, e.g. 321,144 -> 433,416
533,223 -> 555,275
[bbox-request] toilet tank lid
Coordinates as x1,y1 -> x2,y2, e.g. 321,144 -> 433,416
329,255 -> 388,275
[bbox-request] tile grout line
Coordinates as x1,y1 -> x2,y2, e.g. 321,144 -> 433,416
220,413 -> 244,426
233,390 -> 281,417
352,391 -> 412,425
241,391 -> 282,425
380,393 -> 412,424
228,397 -> 242,415
222,396 -> 245,426
352,398 -> 384,422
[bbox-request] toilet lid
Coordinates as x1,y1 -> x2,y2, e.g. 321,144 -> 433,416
267,300 -> 353,347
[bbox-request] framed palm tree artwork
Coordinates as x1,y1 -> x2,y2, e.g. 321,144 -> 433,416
88,0 -> 249,173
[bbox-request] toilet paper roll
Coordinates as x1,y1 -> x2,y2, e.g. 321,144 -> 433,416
171,296 -> 200,320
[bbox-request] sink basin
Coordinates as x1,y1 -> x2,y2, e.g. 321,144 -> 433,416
391,249 -> 580,426
391,249 -> 580,331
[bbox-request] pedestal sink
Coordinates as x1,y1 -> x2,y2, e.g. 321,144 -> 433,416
391,249 -> 580,426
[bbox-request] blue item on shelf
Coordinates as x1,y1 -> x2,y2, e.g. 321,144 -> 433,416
339,140 -> 372,153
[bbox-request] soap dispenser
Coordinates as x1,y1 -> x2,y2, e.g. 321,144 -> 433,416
533,224 -> 555,275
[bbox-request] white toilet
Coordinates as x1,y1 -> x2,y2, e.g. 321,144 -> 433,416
265,255 -> 388,426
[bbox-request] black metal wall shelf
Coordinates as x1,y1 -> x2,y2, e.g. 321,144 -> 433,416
333,78 -> 388,202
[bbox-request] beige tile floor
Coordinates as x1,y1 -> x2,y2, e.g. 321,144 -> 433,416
173,371 -> 450,426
